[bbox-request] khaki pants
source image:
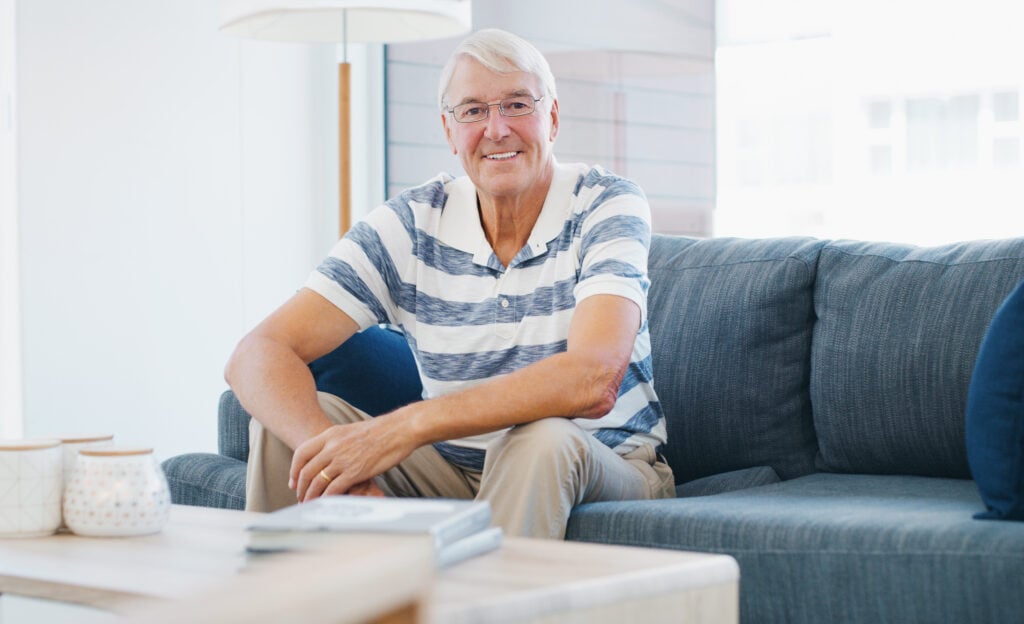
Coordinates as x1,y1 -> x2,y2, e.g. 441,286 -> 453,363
246,392 -> 675,539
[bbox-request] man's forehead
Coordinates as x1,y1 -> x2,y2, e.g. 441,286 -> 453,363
446,58 -> 540,103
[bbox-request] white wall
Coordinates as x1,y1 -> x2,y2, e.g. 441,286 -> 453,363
0,0 -> 20,438
16,1 -> 340,459
345,43 -> 387,223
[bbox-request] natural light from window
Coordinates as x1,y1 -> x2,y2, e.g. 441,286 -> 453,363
714,0 -> 1024,245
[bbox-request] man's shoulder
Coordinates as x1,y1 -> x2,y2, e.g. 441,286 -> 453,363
568,163 -> 644,199
388,173 -> 457,210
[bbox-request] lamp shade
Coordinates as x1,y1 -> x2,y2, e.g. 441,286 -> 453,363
220,0 -> 471,43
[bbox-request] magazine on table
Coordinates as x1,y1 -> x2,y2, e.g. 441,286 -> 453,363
246,495 -> 501,567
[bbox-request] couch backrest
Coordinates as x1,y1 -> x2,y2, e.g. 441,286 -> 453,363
811,239 -> 1024,478
647,235 -> 826,483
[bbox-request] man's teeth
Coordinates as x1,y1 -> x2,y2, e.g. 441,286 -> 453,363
486,152 -> 517,160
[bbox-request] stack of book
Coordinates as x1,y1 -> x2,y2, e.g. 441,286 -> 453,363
246,496 -> 502,568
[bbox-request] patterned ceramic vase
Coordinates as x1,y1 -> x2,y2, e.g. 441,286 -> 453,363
0,439 -> 63,537
62,447 -> 171,537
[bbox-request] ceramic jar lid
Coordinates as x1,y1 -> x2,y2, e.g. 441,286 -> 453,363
57,434 -> 115,444
0,439 -> 61,451
79,446 -> 154,457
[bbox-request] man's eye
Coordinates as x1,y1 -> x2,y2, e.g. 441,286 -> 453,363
506,100 -> 528,110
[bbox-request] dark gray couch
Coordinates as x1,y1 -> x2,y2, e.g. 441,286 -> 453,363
164,234 -> 1024,623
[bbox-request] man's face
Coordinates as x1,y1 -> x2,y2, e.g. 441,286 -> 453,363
442,58 -> 559,204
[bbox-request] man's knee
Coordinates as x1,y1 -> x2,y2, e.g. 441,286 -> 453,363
488,417 -> 590,460
316,392 -> 373,425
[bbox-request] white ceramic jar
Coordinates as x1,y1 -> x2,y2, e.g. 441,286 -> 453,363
58,434 -> 115,485
56,434 -> 115,531
62,447 -> 171,537
0,439 -> 63,538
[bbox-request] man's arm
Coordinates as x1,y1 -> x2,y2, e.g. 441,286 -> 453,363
291,293 -> 640,501
224,287 -> 362,451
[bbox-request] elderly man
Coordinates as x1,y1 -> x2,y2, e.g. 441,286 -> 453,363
225,28 -> 674,539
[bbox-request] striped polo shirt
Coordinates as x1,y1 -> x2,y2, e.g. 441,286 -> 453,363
305,161 -> 666,471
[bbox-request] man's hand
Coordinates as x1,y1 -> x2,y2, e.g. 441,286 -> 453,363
288,415 -> 414,502
347,480 -> 386,497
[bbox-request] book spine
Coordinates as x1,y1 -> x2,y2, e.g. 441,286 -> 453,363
431,504 -> 492,548
436,527 -> 503,568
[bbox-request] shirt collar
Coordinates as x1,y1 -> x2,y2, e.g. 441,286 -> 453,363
437,162 -> 577,267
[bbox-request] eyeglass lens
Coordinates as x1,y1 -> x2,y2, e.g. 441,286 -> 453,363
451,96 -> 539,123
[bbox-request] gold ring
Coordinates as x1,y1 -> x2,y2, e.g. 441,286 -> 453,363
318,469 -> 332,483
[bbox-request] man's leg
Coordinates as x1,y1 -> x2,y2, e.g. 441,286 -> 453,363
245,392 -> 477,512
477,418 -> 675,539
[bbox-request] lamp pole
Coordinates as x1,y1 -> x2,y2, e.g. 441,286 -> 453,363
337,9 -> 350,238
339,60 -> 351,238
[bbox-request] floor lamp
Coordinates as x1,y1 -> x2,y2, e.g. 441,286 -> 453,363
219,0 -> 471,238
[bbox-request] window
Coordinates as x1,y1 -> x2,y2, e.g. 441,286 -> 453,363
906,95 -> 979,171
994,137 -> 1020,168
715,0 -> 1024,245
993,91 -> 1019,122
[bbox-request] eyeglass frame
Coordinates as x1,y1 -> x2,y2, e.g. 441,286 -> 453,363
444,95 -> 546,123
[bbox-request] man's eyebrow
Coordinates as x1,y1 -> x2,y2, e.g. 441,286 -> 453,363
453,89 -> 534,106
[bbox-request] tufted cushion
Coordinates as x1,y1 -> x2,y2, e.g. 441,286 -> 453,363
812,239 -> 1024,477
647,235 -> 825,483
967,278 -> 1024,520
309,325 -> 423,415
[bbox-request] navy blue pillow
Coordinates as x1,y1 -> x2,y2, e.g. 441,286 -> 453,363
309,325 -> 423,416
967,279 -> 1024,520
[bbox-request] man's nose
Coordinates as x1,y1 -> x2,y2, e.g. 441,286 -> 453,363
483,105 -> 511,140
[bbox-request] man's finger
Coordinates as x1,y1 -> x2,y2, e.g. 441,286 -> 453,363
290,436 -> 326,494
301,463 -> 335,501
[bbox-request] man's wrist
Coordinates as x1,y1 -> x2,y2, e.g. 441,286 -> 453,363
386,403 -> 431,449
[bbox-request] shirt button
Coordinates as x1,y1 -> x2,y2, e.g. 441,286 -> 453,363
501,298 -> 510,308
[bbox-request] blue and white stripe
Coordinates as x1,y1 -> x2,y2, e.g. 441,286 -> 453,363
305,162 -> 666,471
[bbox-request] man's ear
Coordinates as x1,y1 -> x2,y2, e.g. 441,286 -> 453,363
548,98 -> 560,142
442,113 -> 457,154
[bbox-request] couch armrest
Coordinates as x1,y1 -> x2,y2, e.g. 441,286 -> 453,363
218,390 -> 251,463
162,453 -> 246,510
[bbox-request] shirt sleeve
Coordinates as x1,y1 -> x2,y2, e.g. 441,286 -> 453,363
572,174 -> 653,323
304,201 -> 411,330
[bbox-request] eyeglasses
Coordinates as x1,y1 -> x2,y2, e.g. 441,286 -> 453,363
446,95 -> 544,124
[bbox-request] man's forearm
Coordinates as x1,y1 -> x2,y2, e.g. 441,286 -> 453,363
393,348 -> 623,448
224,334 -> 334,450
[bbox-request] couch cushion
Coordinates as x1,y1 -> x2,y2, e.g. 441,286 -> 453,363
812,239 -> 1024,477
567,473 -> 1024,624
966,278 -> 1024,520
675,465 -> 780,498
648,236 -> 825,482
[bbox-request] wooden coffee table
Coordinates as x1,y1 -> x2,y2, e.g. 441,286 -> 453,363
0,505 -> 738,624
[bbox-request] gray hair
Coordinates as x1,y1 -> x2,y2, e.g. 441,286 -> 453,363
437,28 -> 558,111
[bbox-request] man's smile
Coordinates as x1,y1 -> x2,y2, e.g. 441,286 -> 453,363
485,151 -> 519,161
